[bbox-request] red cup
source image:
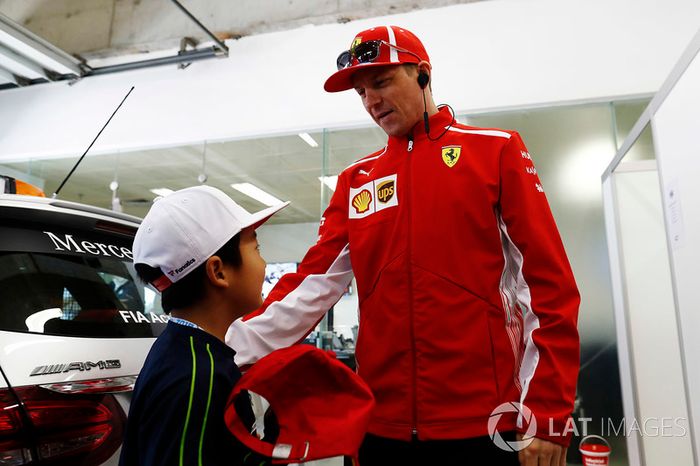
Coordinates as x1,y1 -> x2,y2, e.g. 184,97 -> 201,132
579,435 -> 611,466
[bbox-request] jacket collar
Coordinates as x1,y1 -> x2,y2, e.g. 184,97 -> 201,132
387,106 -> 454,149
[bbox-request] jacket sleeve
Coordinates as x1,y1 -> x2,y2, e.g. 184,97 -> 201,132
497,132 -> 580,446
225,173 -> 354,367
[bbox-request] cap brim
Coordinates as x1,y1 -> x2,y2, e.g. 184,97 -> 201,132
247,201 -> 290,230
324,62 -> 403,92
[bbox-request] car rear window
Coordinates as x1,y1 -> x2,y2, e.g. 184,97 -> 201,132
0,224 -> 167,338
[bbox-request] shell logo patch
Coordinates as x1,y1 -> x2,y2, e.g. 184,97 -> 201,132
348,174 -> 399,219
441,145 -> 461,168
376,180 -> 395,203
352,190 -> 372,214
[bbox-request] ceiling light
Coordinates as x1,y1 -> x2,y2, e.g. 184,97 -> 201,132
298,133 -> 319,148
0,66 -> 18,85
0,13 -> 82,76
150,188 -> 174,197
231,183 -> 283,207
0,44 -> 49,80
319,175 -> 338,191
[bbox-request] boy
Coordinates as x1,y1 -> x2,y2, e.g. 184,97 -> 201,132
120,185 -> 288,466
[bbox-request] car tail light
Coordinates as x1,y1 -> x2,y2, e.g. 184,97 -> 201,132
0,438 -> 31,466
0,389 -> 30,465
0,384 -> 125,465
0,389 -> 22,435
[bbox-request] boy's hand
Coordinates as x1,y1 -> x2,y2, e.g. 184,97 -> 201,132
517,434 -> 567,466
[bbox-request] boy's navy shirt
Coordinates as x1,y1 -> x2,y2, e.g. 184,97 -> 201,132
120,320 -> 253,466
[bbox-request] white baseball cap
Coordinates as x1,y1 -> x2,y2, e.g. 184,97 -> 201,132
133,185 -> 289,292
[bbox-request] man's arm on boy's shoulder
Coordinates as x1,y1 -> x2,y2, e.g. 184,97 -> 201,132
226,174 -> 353,367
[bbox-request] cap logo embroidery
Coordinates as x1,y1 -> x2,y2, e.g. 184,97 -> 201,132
376,180 -> 395,203
352,190 -> 372,214
441,145 -> 461,168
351,36 -> 362,52
168,257 -> 196,276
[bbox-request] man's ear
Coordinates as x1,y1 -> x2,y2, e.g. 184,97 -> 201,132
204,256 -> 230,289
417,61 -> 432,90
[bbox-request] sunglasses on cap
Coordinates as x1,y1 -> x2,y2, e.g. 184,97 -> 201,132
336,40 -> 423,70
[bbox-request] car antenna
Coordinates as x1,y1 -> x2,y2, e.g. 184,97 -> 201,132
52,86 -> 135,199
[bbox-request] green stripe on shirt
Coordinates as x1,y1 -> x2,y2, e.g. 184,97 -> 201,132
198,343 -> 215,466
180,336 -> 198,466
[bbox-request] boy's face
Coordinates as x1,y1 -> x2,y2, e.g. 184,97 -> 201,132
229,226 -> 266,314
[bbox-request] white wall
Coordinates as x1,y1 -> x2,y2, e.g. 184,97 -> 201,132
652,33 -> 700,465
1,0 -> 699,162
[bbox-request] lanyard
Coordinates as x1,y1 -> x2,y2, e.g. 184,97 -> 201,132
169,316 -> 202,330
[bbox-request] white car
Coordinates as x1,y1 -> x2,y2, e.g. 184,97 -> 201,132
0,192 -> 167,465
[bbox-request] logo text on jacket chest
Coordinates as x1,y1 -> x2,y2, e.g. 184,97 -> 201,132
349,174 -> 398,219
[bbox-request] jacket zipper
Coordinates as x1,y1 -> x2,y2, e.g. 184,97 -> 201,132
406,132 -> 418,438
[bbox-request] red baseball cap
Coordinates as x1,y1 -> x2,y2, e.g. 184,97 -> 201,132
324,25 -> 430,93
224,345 -> 375,463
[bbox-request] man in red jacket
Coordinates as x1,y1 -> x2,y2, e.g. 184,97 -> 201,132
226,26 -> 580,466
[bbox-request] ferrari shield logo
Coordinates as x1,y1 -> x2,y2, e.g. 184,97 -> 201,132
441,146 -> 461,168
351,36 -> 362,52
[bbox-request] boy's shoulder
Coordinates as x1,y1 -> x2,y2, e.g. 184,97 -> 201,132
141,323 -> 191,369
141,322 -> 241,385
132,325 -> 242,420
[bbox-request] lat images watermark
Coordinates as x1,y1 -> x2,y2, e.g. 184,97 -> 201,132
487,402 -> 538,452
487,402 -> 689,452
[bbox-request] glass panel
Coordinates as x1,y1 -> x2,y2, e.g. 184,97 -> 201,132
26,152 -> 123,209
3,132 -> 327,225
613,99 -> 655,161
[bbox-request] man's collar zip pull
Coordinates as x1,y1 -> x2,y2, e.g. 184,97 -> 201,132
407,133 -> 414,152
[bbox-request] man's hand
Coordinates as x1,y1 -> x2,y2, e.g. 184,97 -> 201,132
517,434 -> 567,466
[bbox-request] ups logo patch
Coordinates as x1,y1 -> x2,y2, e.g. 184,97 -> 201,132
376,180 -> 395,203
348,174 -> 398,219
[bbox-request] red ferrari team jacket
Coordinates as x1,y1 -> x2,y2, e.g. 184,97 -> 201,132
227,107 -> 580,446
